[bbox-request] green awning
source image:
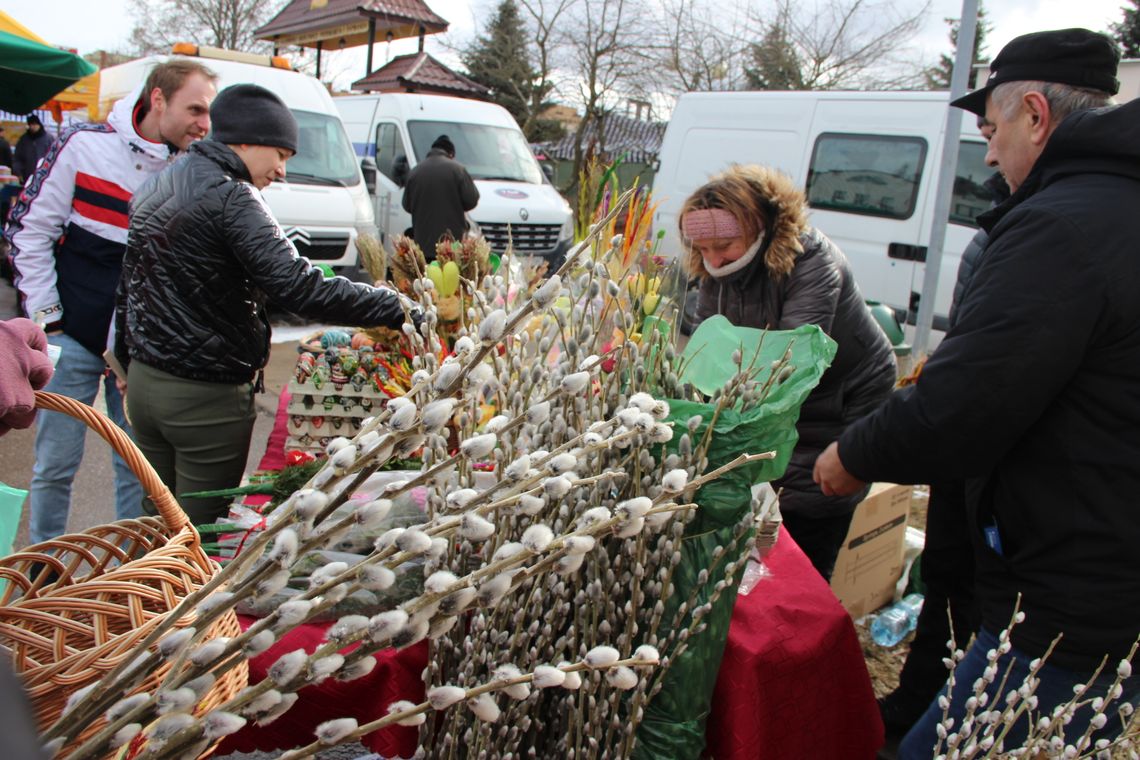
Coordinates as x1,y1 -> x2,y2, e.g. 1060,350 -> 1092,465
0,29 -> 97,114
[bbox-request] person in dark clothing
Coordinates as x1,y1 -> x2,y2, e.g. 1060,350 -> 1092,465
877,172 -> 1009,741
402,134 -> 479,260
814,29 -> 1140,756
13,115 -> 52,183
683,164 -> 897,580
0,129 -> 13,232
116,85 -> 409,525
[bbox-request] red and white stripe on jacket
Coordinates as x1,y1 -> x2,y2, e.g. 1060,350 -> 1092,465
6,87 -> 171,333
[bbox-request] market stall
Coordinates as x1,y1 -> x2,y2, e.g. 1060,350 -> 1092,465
218,528 -> 882,759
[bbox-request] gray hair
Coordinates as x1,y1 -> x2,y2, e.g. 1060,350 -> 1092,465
991,80 -> 1115,123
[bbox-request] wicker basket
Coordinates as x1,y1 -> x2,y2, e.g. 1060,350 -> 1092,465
0,391 -> 248,757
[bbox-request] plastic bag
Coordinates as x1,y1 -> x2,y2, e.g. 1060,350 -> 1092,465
0,482 -> 29,597
633,320 -> 836,759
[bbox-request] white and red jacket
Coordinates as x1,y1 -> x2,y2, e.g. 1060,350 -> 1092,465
7,88 -> 174,357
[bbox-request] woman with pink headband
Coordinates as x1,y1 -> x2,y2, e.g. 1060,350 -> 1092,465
680,164 -> 896,580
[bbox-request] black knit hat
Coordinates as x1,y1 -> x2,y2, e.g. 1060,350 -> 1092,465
208,84 -> 299,153
951,28 -> 1121,116
431,134 -> 456,155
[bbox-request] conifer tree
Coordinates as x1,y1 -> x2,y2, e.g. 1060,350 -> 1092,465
924,4 -> 991,90
744,20 -> 805,90
462,0 -> 561,141
1111,0 -> 1140,58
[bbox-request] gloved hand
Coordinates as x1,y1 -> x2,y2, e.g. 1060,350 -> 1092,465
0,318 -> 54,436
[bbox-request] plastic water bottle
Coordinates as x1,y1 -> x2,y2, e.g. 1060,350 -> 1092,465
870,593 -> 925,647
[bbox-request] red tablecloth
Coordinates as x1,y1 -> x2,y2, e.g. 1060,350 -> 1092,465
221,388 -> 883,758
217,620 -> 426,758
707,532 -> 884,759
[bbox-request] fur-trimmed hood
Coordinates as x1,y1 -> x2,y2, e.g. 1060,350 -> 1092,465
685,165 -> 809,281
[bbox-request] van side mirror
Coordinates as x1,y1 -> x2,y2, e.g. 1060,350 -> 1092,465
541,163 -> 555,183
360,157 -> 377,194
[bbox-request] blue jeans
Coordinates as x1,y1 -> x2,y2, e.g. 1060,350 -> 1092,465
29,333 -> 144,543
900,627 -> 1140,758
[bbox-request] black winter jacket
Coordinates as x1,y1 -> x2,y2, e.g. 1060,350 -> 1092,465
839,101 -> 1140,670
116,141 -> 406,384
401,148 -> 479,259
13,128 -> 51,181
949,174 -> 1008,326
694,170 -> 896,518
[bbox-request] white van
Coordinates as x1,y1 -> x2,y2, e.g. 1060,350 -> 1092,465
334,93 -> 574,264
98,45 -> 377,275
653,91 -> 993,329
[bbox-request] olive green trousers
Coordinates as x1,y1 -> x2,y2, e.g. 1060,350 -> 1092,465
126,360 -> 256,527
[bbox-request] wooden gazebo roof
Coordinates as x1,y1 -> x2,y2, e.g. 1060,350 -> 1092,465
255,0 -> 448,49
351,52 -> 489,98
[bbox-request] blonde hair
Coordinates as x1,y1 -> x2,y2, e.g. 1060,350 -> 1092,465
679,165 -> 808,280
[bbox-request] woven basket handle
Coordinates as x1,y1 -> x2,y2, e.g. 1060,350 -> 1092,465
34,390 -> 192,535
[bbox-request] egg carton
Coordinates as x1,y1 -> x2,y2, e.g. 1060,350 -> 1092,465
287,393 -> 385,417
287,413 -> 366,440
287,378 -> 391,398
285,434 -> 344,454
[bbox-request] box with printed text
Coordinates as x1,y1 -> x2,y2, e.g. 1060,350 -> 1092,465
830,482 -> 912,619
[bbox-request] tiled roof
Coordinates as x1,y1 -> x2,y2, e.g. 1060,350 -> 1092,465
256,0 -> 448,48
541,111 -> 666,164
352,52 -> 489,97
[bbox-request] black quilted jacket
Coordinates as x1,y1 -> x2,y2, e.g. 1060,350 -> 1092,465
115,141 -> 405,384
696,226 -> 897,518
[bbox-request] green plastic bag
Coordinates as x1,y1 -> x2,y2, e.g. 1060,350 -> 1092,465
0,482 -> 29,597
633,318 -> 836,759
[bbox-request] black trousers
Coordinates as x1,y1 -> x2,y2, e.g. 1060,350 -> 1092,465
884,480 -> 979,724
780,507 -> 858,582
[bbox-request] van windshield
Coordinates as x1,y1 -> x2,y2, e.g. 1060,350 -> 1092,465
407,120 -> 543,184
285,110 -> 360,187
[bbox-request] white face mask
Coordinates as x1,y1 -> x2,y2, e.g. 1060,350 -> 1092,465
704,234 -> 764,279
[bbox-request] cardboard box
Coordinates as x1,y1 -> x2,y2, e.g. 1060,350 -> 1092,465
830,482 -> 912,619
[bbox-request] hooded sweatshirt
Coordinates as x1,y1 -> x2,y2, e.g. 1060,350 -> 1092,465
7,87 -> 173,357
839,100 -> 1140,670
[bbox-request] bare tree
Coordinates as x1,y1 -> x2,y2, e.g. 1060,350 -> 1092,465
560,0 -> 655,183
127,0 -> 287,56
745,0 -> 931,91
652,0 -> 750,93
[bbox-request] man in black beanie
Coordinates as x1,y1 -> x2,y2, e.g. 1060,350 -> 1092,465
12,114 -> 52,183
401,132 -> 479,260
115,83 -> 408,525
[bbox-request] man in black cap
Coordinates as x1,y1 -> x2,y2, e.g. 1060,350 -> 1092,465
401,133 -> 479,260
813,28 -> 1140,755
115,83 -> 408,525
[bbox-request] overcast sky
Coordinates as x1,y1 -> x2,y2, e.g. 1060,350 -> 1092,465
0,0 -> 1128,96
